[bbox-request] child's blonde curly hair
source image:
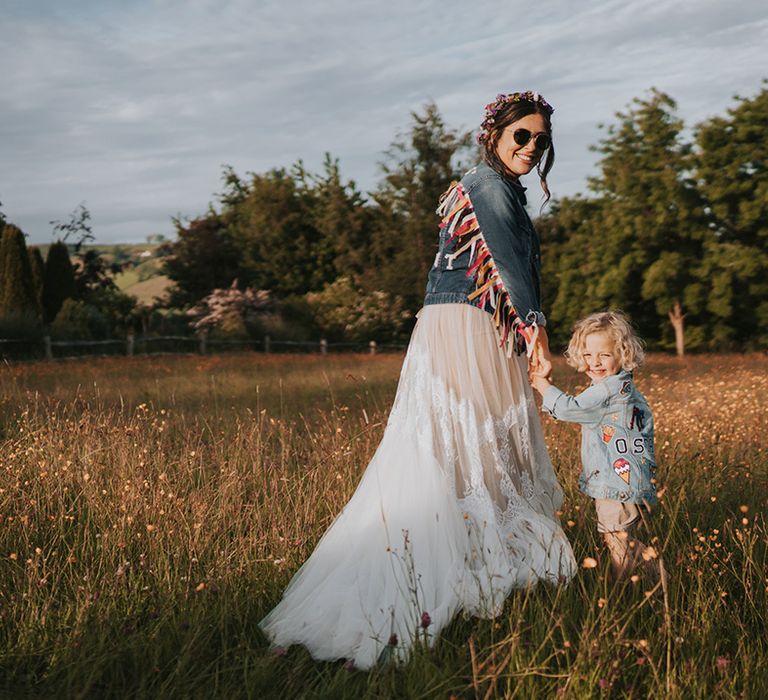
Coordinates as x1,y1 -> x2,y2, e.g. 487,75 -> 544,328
565,311 -> 645,372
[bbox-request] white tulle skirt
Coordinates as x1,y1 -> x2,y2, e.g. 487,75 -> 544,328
259,304 -> 576,669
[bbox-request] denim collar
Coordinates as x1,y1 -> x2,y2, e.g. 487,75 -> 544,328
478,161 -> 528,205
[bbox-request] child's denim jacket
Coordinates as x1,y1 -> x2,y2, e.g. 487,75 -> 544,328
542,370 -> 657,505
423,162 -> 545,355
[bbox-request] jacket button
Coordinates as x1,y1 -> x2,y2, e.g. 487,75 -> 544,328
619,491 -> 628,501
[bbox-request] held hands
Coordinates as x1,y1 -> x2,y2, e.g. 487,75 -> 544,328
529,371 -> 552,396
528,327 -> 553,397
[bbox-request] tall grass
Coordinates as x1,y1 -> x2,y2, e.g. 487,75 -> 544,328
0,352 -> 765,698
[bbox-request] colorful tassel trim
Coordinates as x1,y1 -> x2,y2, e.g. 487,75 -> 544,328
436,182 -> 536,357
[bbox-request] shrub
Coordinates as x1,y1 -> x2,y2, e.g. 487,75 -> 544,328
50,299 -> 109,340
305,276 -> 411,342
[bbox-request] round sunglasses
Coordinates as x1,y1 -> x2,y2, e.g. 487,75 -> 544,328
510,128 -> 551,151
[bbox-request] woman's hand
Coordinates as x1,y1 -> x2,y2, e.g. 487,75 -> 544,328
529,326 -> 552,379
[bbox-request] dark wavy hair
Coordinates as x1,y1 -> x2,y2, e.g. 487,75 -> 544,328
481,100 -> 555,202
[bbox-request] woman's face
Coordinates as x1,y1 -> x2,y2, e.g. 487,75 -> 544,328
494,113 -> 549,178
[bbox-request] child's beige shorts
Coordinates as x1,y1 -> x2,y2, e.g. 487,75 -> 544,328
594,499 -> 650,534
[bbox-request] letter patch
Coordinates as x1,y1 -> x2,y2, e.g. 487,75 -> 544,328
620,380 -> 632,396
613,457 -> 631,484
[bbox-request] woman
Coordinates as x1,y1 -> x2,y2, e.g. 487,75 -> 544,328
259,91 -> 576,669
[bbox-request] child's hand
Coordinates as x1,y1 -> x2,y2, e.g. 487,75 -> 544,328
529,371 -> 552,396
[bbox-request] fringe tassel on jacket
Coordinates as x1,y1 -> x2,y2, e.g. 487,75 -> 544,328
436,182 -> 537,356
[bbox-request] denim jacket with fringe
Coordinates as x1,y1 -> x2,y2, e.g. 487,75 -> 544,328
542,370 -> 658,505
423,162 -> 544,356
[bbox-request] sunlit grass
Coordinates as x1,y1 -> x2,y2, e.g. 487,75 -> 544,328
0,352 -> 766,698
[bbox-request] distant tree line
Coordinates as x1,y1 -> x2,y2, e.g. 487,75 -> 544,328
0,204 -> 137,343
1,84 -> 766,353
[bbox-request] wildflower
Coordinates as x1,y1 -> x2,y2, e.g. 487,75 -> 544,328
195,582 -> 206,592
343,659 -> 355,671
582,557 -> 598,569
388,633 -> 398,646
739,505 -> 749,513
272,646 -> 287,657
715,656 -> 730,672
421,612 -> 431,629
598,678 -> 612,689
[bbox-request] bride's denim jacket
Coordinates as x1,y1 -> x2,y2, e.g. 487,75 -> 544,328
541,370 -> 658,505
423,162 -> 545,354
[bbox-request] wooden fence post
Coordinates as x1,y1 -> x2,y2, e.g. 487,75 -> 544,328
369,340 -> 377,355
320,339 -> 327,355
199,331 -> 207,355
44,335 -> 53,361
126,333 -> 135,357
264,335 -> 271,353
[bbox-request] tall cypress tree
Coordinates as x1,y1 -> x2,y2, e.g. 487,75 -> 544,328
28,246 -> 45,313
42,240 -> 77,323
0,224 -> 39,318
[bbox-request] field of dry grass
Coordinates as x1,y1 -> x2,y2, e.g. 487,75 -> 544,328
0,351 -> 765,698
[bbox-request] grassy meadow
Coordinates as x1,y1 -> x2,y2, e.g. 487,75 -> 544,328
0,351 -> 766,698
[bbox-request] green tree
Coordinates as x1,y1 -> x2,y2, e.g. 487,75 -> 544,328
693,84 -> 768,347
549,90 -> 707,352
0,223 -> 40,319
296,154 -> 373,285
42,241 -> 77,323
229,168 -> 331,296
537,196 -> 607,349
162,212 -> 242,308
369,102 -> 472,311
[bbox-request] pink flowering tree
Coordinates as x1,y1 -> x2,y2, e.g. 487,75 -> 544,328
187,281 -> 270,338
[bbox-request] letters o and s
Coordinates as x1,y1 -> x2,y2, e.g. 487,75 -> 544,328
614,437 -> 645,455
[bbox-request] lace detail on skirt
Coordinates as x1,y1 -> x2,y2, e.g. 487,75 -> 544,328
259,304 -> 576,669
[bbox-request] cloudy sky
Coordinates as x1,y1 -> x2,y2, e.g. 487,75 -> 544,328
2,0 -> 767,245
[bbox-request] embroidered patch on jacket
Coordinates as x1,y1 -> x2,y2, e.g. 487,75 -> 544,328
601,425 -> 615,443
613,457 -> 631,484
630,406 -> 645,430
620,380 -> 632,396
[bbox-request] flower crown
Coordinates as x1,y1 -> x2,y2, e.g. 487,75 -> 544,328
477,91 -> 554,145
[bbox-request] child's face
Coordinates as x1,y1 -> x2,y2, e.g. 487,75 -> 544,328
582,332 -> 620,383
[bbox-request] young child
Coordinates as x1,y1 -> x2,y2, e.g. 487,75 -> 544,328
530,311 -> 658,580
